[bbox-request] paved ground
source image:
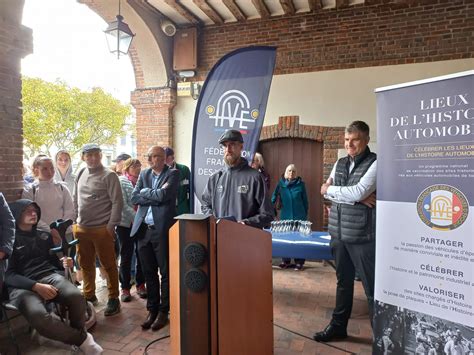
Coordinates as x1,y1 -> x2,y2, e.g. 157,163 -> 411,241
0,262 -> 372,354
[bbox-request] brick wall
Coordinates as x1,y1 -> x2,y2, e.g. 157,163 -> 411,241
131,87 -> 177,160
0,1 -> 33,201
261,116 -> 345,228
197,0 -> 474,78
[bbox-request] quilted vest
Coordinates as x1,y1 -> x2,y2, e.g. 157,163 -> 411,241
328,148 -> 376,244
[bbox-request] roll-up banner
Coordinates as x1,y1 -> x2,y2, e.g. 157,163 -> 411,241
190,46 -> 277,213
373,71 -> 473,354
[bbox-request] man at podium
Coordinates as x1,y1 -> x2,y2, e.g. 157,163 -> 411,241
201,130 -> 274,229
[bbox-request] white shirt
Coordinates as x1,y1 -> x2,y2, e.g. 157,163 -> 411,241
144,172 -> 160,225
22,179 -> 75,232
325,159 -> 377,205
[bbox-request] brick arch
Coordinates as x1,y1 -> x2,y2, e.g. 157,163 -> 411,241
79,0 -> 177,160
78,0 -> 169,89
259,116 -> 345,229
260,116 -> 345,181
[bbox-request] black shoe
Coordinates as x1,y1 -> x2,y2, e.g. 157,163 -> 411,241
313,324 -> 347,342
85,295 -> 99,306
104,298 -> 121,316
151,312 -> 169,331
141,311 -> 158,330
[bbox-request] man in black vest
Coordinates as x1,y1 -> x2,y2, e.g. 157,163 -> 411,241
313,121 -> 377,342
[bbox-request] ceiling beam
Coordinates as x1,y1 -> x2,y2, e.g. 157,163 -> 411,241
279,0 -> 295,15
251,0 -> 270,19
308,0 -> 323,11
223,0 -> 247,22
335,0 -> 350,8
193,0 -> 224,25
163,0 -> 201,25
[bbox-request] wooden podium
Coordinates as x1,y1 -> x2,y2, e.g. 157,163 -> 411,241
169,214 -> 273,355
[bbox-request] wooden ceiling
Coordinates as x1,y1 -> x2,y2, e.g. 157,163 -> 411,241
146,0 -> 365,27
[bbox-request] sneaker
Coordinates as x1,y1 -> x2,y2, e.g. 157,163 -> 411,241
295,263 -> 304,271
79,332 -> 103,354
30,329 -> 47,345
120,289 -> 131,302
279,262 -> 290,269
104,298 -> 121,316
85,295 -> 99,306
136,284 -> 147,299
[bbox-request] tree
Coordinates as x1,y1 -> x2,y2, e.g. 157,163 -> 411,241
22,77 -> 131,158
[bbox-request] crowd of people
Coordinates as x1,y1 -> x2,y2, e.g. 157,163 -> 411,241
374,302 -> 474,354
3,120 -> 454,354
0,143 -> 193,353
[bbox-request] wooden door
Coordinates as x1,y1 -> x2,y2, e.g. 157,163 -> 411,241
259,138 -> 324,231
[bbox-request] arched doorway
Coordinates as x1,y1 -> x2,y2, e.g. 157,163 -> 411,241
259,116 -> 345,231
259,137 -> 324,231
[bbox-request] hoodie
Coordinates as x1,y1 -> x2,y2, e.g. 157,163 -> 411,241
5,199 -> 62,291
54,150 -> 76,194
201,158 -> 274,228
22,179 -> 75,232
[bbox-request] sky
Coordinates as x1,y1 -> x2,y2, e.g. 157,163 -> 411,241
21,0 -> 136,104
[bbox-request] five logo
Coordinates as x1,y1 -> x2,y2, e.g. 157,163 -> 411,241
206,90 -> 259,129
416,184 -> 469,231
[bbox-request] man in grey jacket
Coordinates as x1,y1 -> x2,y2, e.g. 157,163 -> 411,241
201,130 -> 274,229
0,192 -> 15,292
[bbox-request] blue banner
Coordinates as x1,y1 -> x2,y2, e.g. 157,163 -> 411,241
190,46 -> 277,212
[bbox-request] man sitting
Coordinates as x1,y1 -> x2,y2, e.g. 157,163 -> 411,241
5,199 -> 102,354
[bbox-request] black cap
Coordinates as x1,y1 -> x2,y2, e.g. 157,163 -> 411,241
112,153 -> 131,163
164,147 -> 174,157
82,143 -> 101,154
218,130 -> 244,145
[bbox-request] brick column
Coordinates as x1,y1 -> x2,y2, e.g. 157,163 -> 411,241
131,87 -> 177,160
0,3 -> 33,200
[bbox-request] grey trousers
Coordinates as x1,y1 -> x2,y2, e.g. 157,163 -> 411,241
9,272 -> 87,346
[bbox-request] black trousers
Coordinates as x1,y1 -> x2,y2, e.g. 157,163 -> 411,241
9,273 -> 87,346
116,225 -> 145,290
137,226 -> 169,313
282,258 -> 305,265
330,238 -> 375,329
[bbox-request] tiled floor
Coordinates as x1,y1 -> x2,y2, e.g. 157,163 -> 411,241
0,262 -> 373,354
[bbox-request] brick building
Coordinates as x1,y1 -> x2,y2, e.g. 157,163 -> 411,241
0,0 -> 472,211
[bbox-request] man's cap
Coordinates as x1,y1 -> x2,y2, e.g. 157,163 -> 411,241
164,147 -> 174,157
82,143 -> 101,154
112,153 -> 131,163
218,130 -> 244,145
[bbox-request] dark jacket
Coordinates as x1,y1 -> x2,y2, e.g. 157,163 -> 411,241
5,199 -> 62,291
175,163 -> 191,215
328,148 -> 377,244
201,158 -> 274,229
271,177 -> 308,221
130,165 -> 180,237
0,193 -> 15,290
